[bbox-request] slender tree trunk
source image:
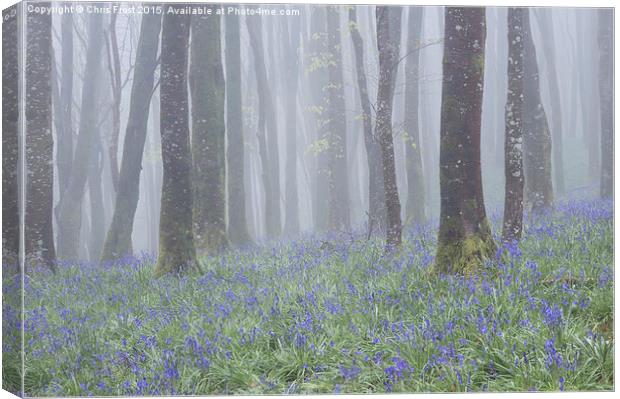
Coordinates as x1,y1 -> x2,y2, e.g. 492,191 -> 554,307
105,12 -> 121,192
534,9 -> 565,196
225,13 -> 251,245
349,6 -> 387,233
57,10 -> 73,195
523,9 -> 553,212
190,12 -> 228,253
154,10 -> 198,277
598,9 -> 613,198
435,7 -> 494,275
283,17 -> 301,235
404,7 -> 426,225
100,13 -> 162,262
87,127 -> 105,262
502,8 -> 525,243
25,3 -> 56,271
375,6 -> 403,249
326,6 -> 350,231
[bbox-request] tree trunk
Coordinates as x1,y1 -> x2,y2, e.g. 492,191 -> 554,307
105,12 -> 121,192
534,9 -> 565,196
326,6 -> 350,231
57,10 -> 73,195
25,3 -> 56,271
100,13 -> 162,262
523,9 -> 553,212
404,7 -> 426,225
190,12 -> 228,253
224,13 -> 251,245
375,6 -> 403,249
502,8 -> 525,243
87,127 -> 105,262
283,17 -> 301,235
349,6 -> 387,234
435,7 -> 495,275
598,9 -> 613,198
154,10 -> 198,277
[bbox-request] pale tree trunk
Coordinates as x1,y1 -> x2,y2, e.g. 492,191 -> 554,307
57,10 -> 73,195
598,9 -> 613,198
435,7 -> 495,275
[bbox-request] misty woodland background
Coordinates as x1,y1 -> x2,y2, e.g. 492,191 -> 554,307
1,1 -> 614,395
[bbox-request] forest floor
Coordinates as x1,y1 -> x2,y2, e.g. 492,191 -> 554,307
3,197 -> 614,395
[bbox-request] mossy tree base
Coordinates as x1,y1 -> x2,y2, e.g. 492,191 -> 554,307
434,230 -> 495,276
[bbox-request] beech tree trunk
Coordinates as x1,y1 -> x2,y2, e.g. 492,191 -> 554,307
101,13 -> 162,262
25,3 -> 56,271
502,8 -> 525,243
435,7 -> 495,275
57,11 -> 73,195
154,11 -> 198,277
598,9 -> 613,198
375,6 -> 403,249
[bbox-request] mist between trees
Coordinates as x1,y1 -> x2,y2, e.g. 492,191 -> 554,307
2,3 -> 613,276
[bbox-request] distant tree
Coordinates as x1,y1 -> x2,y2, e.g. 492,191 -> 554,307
348,6 -> 387,232
101,13 -> 162,262
598,9 -> 613,198
282,17 -> 302,235
25,3 -> 56,271
326,6 -> 351,231
502,8 -> 525,243
435,7 -> 495,274
56,14 -> 104,260
534,9 -> 565,196
56,10 -> 73,195
225,13 -> 251,245
190,12 -> 228,253
375,6 -> 403,249
522,9 -> 553,212
154,11 -> 198,277
104,12 -> 122,192
404,6 -> 426,225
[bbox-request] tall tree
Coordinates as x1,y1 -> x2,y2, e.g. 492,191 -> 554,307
404,7 -> 426,225
101,13 -> 162,262
326,6 -> 350,231
225,13 -> 251,245
282,17 -> 301,235
435,7 -> 494,274
25,2 -> 56,271
154,10 -> 198,277
348,6 -> 387,232
104,12 -> 122,192
190,12 -> 228,253
598,9 -> 613,198
523,9 -> 553,212
375,6 -> 403,249
534,9 -> 565,196
502,8 -> 525,243
56,14 -> 104,260
57,10 -> 73,195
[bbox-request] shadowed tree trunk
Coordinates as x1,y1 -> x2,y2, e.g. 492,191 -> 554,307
283,17 -> 301,235
404,6 -> 425,225
534,9 -> 565,196
225,13 -> 251,245
523,9 -> 553,212
435,7 -> 495,275
246,15 -> 281,238
2,5 -> 20,274
25,3 -> 56,271
349,6 -> 387,233
502,8 -> 525,243
598,9 -> 613,198
326,6 -> 350,231
57,10 -> 73,195
100,13 -> 162,262
154,10 -> 198,277
375,6 -> 403,249
190,12 -> 228,253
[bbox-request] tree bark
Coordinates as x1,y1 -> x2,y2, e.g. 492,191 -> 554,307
57,10 -> 73,194
375,6 -> 403,249
224,13 -> 251,245
502,8 -> 525,243
598,9 -> 613,198
435,7 -> 495,275
154,10 -> 198,277
101,13 -> 162,262
190,12 -> 228,253
25,3 -> 56,271
404,7 -> 426,225
523,9 -> 553,212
